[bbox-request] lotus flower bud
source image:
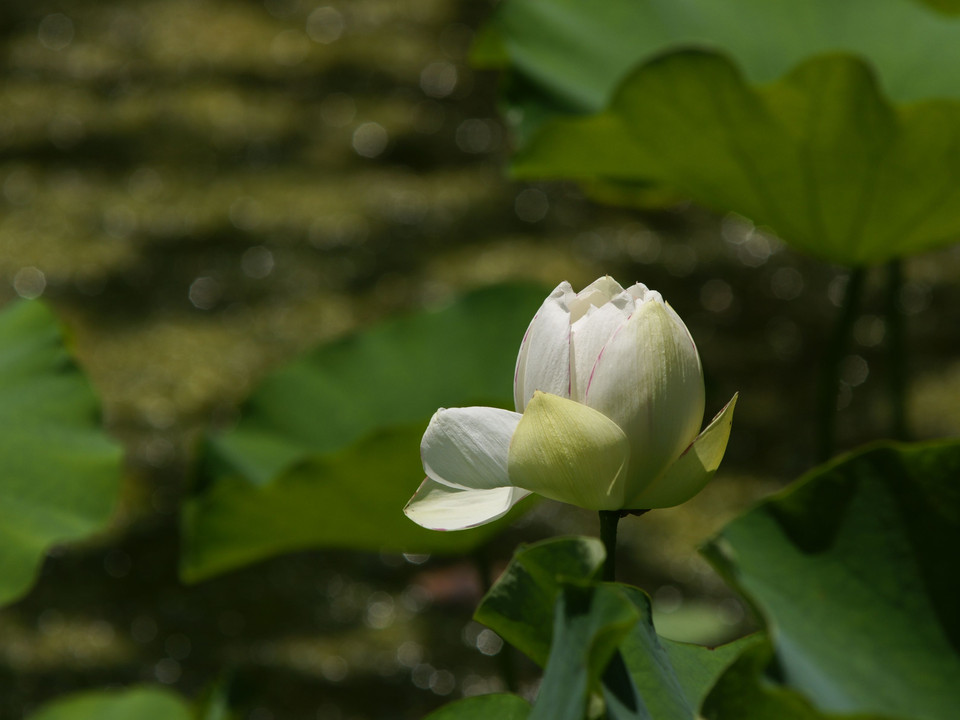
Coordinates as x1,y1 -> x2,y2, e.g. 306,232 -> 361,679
404,277 -> 736,530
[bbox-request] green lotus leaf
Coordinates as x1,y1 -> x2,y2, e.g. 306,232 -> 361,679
703,439 -> 960,720
26,687 -> 191,720
0,300 -> 123,607
514,51 -> 960,265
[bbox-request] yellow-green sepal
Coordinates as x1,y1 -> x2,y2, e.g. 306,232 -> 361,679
508,391 -> 630,510
628,393 -> 738,509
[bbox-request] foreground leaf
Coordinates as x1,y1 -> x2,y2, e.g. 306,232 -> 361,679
183,284 -> 547,581
0,300 -> 123,606
26,687 -> 191,720
703,440 -> 960,720
474,536 -> 606,665
516,51 -> 960,265
530,583 -> 645,720
476,537 -> 759,719
617,586 -> 760,720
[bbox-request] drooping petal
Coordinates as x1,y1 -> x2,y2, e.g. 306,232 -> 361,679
585,296 -> 705,496
514,283 -> 575,411
508,391 -> 630,510
569,300 -> 631,402
627,394 -> 738,509
421,406 -> 522,491
404,478 -> 532,531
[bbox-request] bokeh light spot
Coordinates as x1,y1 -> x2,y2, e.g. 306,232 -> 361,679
307,7 -> 344,44
514,188 -> 548,223
420,61 -> 458,98
13,267 -> 46,299
38,14 -> 74,51
352,122 -> 388,158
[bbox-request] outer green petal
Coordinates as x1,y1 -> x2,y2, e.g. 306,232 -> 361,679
404,478 -> 531,531
628,394 -> 738,509
508,391 -> 630,510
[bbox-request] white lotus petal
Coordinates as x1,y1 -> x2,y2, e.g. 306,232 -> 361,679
569,300 -> 631,402
585,297 -> 704,494
628,394 -> 737,509
584,275 -> 625,297
663,299 -> 698,354
421,406 -> 522,491
508,391 -> 630,510
404,478 -> 531,531
567,276 -> 627,321
515,284 -> 574,410
625,282 -> 652,301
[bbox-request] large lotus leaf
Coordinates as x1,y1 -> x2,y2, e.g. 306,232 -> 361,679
703,640 -> 888,720
424,694 -> 531,720
26,687 -> 192,720
915,0 -> 960,15
476,537 -> 759,720
182,284 -> 547,581
477,0 -> 960,263
474,0 -> 960,120
0,300 -> 123,606
703,439 -> 960,720
182,425 -> 530,581
514,51 -> 960,265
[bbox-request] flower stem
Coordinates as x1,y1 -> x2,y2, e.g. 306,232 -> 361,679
816,267 -> 866,463
598,511 -> 621,582
885,259 -> 909,441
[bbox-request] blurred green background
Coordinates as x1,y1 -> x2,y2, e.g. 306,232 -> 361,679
2,1 -> 960,718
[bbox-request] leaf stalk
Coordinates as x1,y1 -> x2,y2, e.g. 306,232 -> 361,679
816,267 -> 866,462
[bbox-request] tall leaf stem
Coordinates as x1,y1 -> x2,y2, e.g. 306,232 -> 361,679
885,259 -> 909,441
817,267 -> 866,463
598,511 -> 621,582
